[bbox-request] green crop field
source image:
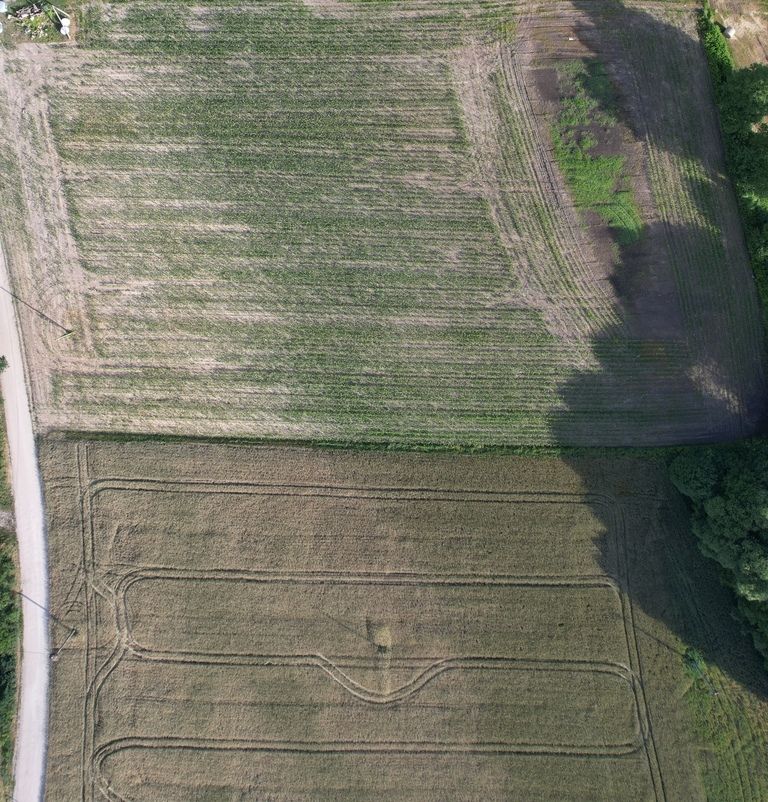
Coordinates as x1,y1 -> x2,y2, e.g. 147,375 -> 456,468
0,0 -> 763,447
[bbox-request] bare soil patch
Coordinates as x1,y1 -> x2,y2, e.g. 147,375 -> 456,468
713,0 -> 768,66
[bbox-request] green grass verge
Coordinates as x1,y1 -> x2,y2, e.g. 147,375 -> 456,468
682,647 -> 768,802
0,401 -> 10,510
0,396 -> 17,790
551,59 -> 643,247
0,528 -> 16,790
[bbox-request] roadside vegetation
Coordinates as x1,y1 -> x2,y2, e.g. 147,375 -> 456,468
0,400 -> 9,510
0,403 -> 16,793
0,528 -> 17,792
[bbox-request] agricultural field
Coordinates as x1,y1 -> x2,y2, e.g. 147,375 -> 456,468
39,437 -> 768,801
0,0 -> 764,446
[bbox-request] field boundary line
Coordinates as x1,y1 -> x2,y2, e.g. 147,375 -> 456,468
76,473 -> 666,801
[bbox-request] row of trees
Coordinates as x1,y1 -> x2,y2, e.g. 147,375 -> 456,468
670,445 -> 768,662
699,2 -> 768,314
672,7 -> 768,666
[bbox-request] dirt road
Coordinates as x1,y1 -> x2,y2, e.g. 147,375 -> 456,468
0,241 -> 49,801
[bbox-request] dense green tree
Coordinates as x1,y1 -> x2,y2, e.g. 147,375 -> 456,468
670,444 -> 768,664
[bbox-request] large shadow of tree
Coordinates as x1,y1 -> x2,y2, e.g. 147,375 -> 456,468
547,0 -> 768,702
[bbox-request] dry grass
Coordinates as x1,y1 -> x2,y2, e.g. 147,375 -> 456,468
40,437 -> 768,801
0,1 -> 762,446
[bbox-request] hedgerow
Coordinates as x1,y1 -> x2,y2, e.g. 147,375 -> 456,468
670,443 -> 768,664
673,6 -> 768,667
699,1 -> 768,321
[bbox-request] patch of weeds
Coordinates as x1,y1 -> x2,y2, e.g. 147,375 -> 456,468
0,401 -> 8,511
8,2 -> 59,41
0,529 -> 17,787
682,647 -> 768,802
552,59 -> 644,247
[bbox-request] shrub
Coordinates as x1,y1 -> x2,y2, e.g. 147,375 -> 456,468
670,443 -> 768,666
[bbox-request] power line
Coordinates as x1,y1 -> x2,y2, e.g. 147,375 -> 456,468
0,284 -> 72,337
14,590 -> 77,661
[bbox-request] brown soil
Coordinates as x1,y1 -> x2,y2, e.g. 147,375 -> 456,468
713,0 -> 768,66
527,13 -> 684,340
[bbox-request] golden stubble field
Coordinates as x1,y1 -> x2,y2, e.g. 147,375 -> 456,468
39,438 -> 768,801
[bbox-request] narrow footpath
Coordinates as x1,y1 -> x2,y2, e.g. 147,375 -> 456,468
0,241 -> 48,802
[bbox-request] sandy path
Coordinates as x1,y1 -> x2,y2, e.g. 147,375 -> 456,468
0,240 -> 49,802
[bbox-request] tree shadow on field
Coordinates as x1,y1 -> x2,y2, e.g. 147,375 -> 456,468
546,0 -> 768,700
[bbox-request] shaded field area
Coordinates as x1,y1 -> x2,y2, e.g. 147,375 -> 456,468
0,0 -> 763,446
40,438 -> 768,801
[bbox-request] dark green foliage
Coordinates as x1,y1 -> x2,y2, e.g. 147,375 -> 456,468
670,443 -> 768,665
682,646 -> 706,679
668,446 -> 720,503
699,2 -> 768,325
0,529 -> 17,784
698,2 -> 734,87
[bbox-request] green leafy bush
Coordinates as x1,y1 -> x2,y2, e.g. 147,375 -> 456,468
698,2 -> 734,87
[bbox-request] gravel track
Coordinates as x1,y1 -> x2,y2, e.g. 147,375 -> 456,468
0,241 -> 49,802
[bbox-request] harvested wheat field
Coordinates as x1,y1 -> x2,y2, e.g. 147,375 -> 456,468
0,0 -> 764,446
40,437 -> 768,801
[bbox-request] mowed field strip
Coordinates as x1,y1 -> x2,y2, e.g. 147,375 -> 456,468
40,438 -> 762,802
0,0 -> 764,445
